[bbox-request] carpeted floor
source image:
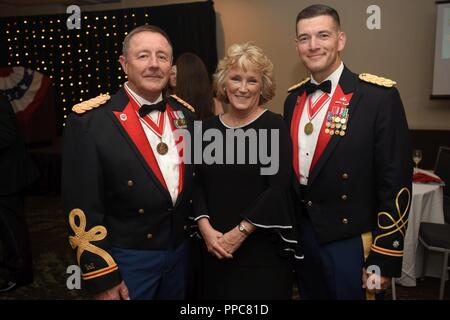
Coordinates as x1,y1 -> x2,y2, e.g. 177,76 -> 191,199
0,195 -> 88,300
0,195 -> 448,300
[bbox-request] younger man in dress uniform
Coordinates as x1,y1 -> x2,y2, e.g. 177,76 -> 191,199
284,4 -> 412,299
62,25 -> 196,300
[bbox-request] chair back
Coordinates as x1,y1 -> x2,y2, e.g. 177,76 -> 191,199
444,196 -> 450,225
434,146 -> 450,198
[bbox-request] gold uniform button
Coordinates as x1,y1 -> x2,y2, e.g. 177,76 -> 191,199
342,218 -> 349,224
189,199 -> 193,204
183,225 -> 187,231
127,180 -> 134,187
147,233 -> 153,239
192,172 -> 196,177
307,201 -> 313,207
138,208 -> 145,214
342,173 -> 349,180
341,195 -> 348,201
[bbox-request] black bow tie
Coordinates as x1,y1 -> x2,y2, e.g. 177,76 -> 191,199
138,99 -> 167,117
305,80 -> 332,95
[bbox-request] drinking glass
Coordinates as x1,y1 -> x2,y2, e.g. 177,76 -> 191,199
413,149 -> 423,169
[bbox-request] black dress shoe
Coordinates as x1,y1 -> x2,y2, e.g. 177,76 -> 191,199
0,278 -> 32,293
0,280 -> 18,293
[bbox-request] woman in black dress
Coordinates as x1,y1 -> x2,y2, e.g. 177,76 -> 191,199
193,43 -> 302,299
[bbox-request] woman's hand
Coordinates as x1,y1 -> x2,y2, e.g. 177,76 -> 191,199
219,221 -> 256,254
198,218 -> 233,259
218,227 -> 247,255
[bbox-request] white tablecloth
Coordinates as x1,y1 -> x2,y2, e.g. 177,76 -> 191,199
396,183 -> 445,286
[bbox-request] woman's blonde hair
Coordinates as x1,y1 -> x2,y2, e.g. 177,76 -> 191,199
213,42 -> 275,105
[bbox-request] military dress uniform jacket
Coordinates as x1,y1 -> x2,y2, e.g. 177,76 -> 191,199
284,67 -> 412,277
0,94 -> 39,196
62,88 -> 196,294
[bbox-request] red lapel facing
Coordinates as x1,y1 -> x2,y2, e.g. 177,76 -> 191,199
113,98 -> 168,191
290,92 -> 307,181
310,84 -> 354,171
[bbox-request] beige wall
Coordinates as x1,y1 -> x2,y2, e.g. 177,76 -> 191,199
2,0 -> 449,129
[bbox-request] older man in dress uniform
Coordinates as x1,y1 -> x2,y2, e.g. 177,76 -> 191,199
62,25 -> 196,300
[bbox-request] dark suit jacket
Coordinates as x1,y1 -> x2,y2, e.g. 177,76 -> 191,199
62,88 -> 196,293
284,67 -> 412,277
0,94 -> 39,196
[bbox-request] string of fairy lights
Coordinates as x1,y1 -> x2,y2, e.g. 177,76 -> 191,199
1,2 -> 218,132
2,10 -> 151,129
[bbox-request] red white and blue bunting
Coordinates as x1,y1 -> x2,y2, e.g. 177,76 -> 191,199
0,66 -> 52,117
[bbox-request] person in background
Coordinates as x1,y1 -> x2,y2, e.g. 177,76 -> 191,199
170,52 -> 226,119
0,93 -> 39,293
166,64 -> 177,97
284,4 -> 412,299
194,42 -> 300,300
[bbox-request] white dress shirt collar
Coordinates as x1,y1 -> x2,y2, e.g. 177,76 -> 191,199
310,61 -> 344,97
124,82 -> 163,107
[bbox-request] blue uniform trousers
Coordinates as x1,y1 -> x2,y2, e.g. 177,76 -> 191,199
111,241 -> 187,300
295,218 -> 366,300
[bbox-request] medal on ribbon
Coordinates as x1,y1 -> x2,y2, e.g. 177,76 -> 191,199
172,110 -> 187,129
140,109 -> 169,155
304,93 -> 331,135
156,141 -> 169,155
324,92 -> 352,137
325,105 -> 349,137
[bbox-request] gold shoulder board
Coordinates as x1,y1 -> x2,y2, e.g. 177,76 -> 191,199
72,93 -> 111,114
287,77 -> 310,93
359,73 -> 396,88
170,94 -> 196,113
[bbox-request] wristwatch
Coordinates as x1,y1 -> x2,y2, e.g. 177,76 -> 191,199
238,223 -> 250,235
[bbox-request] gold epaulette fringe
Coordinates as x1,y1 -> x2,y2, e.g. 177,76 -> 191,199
359,73 -> 396,88
170,94 -> 196,113
72,94 -> 111,114
287,77 -> 310,93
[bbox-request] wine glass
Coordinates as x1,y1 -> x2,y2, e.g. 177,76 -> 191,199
413,149 -> 422,169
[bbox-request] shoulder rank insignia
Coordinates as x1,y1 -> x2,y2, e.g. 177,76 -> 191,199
359,73 -> 396,88
170,94 -> 196,113
287,77 -> 310,93
72,93 -> 111,114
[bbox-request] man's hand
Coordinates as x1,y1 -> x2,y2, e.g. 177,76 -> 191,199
94,280 -> 130,300
362,268 -> 391,294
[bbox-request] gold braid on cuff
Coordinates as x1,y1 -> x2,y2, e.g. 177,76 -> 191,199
371,187 -> 410,257
68,208 -> 118,280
